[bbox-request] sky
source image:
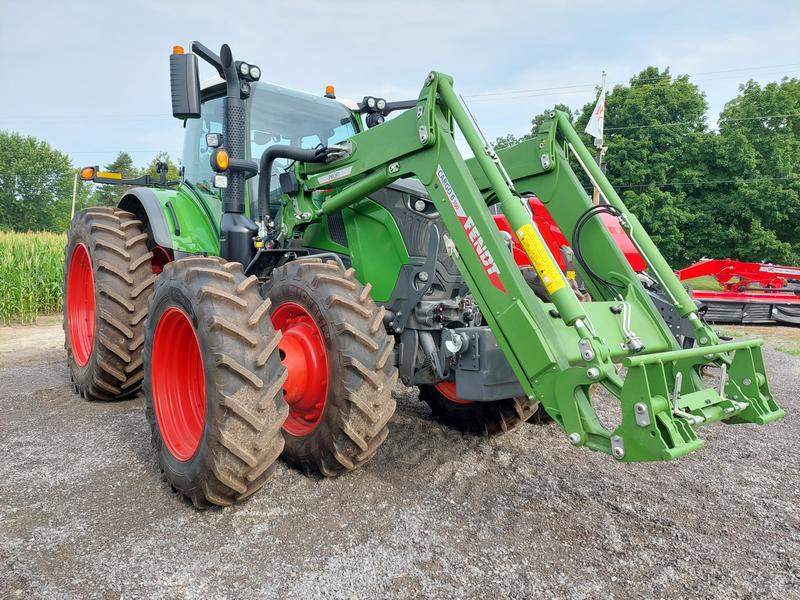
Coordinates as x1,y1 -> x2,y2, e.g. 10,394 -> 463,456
1,0 -> 799,169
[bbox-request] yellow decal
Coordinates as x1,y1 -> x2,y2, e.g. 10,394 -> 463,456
515,223 -> 566,295
97,171 -> 123,179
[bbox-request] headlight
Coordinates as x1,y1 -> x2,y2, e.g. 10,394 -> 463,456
239,62 -> 250,76
366,113 -> 384,128
366,96 -> 376,109
205,133 -> 222,148
249,65 -> 261,80
376,98 -> 386,111
213,174 -> 228,189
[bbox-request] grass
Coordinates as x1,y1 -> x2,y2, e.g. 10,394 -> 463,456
0,231 -> 65,324
682,275 -> 724,291
714,324 -> 800,358
777,346 -> 800,357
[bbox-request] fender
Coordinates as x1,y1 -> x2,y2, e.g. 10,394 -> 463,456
118,187 -> 175,249
118,185 -> 220,256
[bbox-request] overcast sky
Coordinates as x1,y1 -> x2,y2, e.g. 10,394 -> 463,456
1,0 -> 798,169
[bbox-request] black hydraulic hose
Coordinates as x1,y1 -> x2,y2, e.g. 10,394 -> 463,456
256,145 -> 328,221
571,204 -> 627,299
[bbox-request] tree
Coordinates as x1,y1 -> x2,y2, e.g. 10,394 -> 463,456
705,78 -> 800,263
494,103 -> 575,150
90,151 -> 138,206
493,68 -> 800,267
0,131 -> 76,232
572,67 -> 711,266
143,151 -> 181,182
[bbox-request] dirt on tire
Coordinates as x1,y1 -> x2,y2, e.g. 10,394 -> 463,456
64,207 -> 155,400
264,258 -> 397,476
420,386 -> 537,435
143,256 -> 288,508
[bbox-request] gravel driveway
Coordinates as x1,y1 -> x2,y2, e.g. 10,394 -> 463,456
1,319 -> 798,599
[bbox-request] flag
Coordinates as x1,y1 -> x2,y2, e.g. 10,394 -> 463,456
584,80 -> 606,144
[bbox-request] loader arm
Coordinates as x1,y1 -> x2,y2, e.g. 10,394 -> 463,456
283,71 -> 783,462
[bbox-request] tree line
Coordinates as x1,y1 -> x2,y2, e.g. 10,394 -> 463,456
495,68 -> 800,267
0,140 -> 179,233
1,67 -> 798,268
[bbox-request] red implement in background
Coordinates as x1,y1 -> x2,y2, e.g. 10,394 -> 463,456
678,259 -> 800,325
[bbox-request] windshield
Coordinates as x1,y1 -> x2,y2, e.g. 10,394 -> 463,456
182,82 -> 358,198
248,82 -> 358,206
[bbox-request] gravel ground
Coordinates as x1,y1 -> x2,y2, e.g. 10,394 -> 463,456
1,319 -> 798,599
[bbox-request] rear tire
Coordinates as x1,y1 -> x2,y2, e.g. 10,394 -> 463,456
263,259 -> 397,477
63,207 -> 155,400
420,382 -> 537,435
143,257 -> 288,508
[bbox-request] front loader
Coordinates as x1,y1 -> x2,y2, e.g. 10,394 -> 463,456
63,42 -> 784,508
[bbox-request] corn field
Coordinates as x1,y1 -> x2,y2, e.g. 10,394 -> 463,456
0,231 -> 66,324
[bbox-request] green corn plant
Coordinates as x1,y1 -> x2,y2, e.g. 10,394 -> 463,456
0,231 -> 66,324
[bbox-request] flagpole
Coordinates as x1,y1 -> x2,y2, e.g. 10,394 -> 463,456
591,70 -> 607,205
70,170 -> 78,219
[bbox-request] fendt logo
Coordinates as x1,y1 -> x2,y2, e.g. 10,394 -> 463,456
436,166 -> 506,293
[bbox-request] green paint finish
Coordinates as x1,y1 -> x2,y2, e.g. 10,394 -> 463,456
343,199 -> 410,302
302,218 -> 351,256
151,184 -> 220,255
302,199 -> 409,302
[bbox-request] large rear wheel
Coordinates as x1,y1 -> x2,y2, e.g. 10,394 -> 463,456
420,381 -> 537,435
263,259 -> 397,476
143,257 -> 288,508
63,207 -> 155,400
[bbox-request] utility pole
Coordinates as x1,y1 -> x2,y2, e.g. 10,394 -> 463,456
70,170 -> 78,219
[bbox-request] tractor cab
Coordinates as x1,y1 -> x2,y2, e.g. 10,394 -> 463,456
182,78 -> 360,211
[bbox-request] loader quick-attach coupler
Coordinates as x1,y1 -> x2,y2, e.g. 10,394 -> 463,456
609,339 -> 784,461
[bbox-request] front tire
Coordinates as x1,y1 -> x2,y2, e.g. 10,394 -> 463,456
263,259 -> 397,477
143,257 -> 288,508
63,207 -> 155,400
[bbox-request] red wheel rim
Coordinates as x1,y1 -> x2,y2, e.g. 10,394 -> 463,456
151,246 -> 171,274
151,307 -> 206,461
272,302 -> 329,436
66,243 -> 96,367
435,381 -> 475,405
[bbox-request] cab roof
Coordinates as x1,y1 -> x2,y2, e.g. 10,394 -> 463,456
200,77 -> 359,111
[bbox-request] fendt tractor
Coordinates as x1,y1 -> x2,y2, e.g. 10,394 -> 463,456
64,43 -> 784,508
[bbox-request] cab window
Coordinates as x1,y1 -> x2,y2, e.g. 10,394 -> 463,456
182,94 -> 224,193
248,83 -> 358,206
182,83 -> 357,204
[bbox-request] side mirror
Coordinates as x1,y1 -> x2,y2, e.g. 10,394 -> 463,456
170,46 -> 201,119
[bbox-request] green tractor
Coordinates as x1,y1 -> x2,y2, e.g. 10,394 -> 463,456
64,42 -> 784,508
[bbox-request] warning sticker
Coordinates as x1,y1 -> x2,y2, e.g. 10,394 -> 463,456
515,223 -> 566,296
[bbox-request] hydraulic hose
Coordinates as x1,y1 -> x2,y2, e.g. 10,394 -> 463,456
256,145 -> 328,220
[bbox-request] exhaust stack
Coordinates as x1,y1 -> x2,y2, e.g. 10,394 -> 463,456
216,44 -> 258,265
